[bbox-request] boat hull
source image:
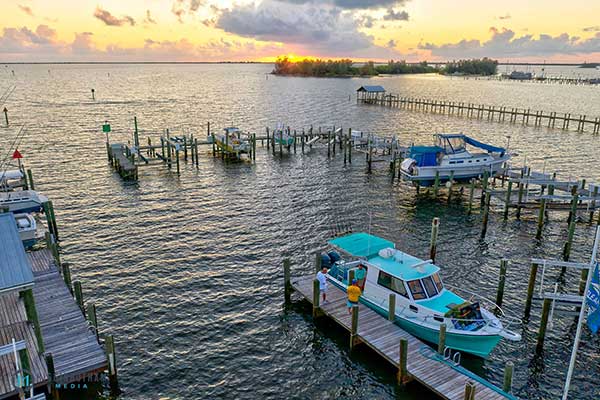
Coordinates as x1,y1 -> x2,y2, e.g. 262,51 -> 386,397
400,159 -> 507,187
0,201 -> 43,214
329,279 -> 501,358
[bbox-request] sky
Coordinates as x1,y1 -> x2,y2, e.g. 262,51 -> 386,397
1,0 -> 599,62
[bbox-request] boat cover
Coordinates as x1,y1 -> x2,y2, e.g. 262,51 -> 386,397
329,232 -> 395,259
463,136 -> 505,154
408,146 -> 443,167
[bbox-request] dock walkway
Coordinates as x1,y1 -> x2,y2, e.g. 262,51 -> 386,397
28,249 -> 107,383
291,275 -> 515,400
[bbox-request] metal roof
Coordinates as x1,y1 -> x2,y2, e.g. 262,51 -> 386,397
357,85 -> 386,92
329,232 -> 394,259
0,213 -> 34,294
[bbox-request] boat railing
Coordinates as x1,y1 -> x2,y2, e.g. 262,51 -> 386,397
445,285 -> 522,328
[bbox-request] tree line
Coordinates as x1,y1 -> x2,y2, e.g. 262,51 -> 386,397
272,57 -> 498,77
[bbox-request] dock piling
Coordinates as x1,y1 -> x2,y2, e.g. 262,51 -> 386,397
104,334 -> 120,395
87,302 -> 99,341
283,259 -> 291,304
73,280 -> 84,314
350,306 -> 360,349
312,279 -> 321,318
429,217 -> 440,263
503,362 -> 514,393
495,259 -> 508,309
464,381 -> 476,400
437,323 -> 446,355
524,263 -> 538,318
536,298 -> 552,351
397,338 -> 409,385
388,293 -> 396,321
467,179 -> 475,214
481,192 -> 491,238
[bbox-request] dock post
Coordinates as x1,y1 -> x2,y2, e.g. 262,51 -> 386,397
468,179 -> 475,214
105,334 -> 120,395
563,219 -> 576,261
293,130 -> 297,154
536,191 -> 548,239
26,169 -> 34,190
253,133 -> 257,161
312,279 -> 321,318
524,263 -> 538,318
283,259 -> 291,304
516,181 -> 525,220
183,136 -> 188,161
429,217 -> 440,263
447,171 -> 455,202
45,353 -> 57,398
536,298 -> 552,351
437,323 -> 446,354
503,362 -> 514,393
133,116 -> 139,148
503,181 -> 513,219
590,185 -> 599,223
279,130 -> 283,157
481,192 -> 491,238
195,138 -> 199,167
344,134 -> 347,165
327,129 -> 331,158
495,259 -> 508,308
368,137 -> 373,173
87,302 -> 99,341
464,381 -> 476,400
348,129 -> 352,164
480,171 -> 489,206
397,338 -> 409,385
301,130 -> 305,153
176,147 -> 180,175
74,280 -> 85,315
350,306 -> 360,349
388,293 -> 396,321
567,186 -> 579,224
211,133 -> 216,157
20,289 -> 44,353
2,107 -> 7,126
315,252 -> 322,272
266,127 -> 270,151
433,171 -> 440,197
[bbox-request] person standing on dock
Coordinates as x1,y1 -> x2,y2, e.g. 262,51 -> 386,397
347,279 -> 362,314
316,267 -> 329,303
355,265 -> 366,291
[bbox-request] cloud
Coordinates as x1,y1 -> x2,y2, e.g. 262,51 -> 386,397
93,7 -> 135,27
18,5 -> 33,16
583,26 -> 600,32
383,9 -> 409,21
497,14 -> 511,20
278,0 -> 408,9
144,10 -> 157,24
419,27 -> 600,59
0,23 -> 283,61
215,0 -> 401,58
172,0 -> 205,22
357,14 -> 375,28
387,39 -> 396,48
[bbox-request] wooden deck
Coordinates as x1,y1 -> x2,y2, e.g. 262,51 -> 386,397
291,275 -> 515,400
0,293 -> 48,398
28,249 -> 107,383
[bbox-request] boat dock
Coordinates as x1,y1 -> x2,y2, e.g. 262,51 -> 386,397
288,273 -> 516,400
357,90 -> 600,134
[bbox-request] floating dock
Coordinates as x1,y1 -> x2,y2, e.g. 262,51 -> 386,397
289,274 -> 516,400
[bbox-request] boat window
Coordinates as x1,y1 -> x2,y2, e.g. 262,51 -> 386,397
456,160 -> 464,164
377,271 -> 408,298
407,279 -> 427,300
432,273 -> 444,292
422,276 -> 438,297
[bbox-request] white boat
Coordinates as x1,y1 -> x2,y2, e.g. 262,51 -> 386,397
0,190 -> 48,213
215,127 -> 250,154
0,169 -> 24,189
14,213 -> 38,248
400,134 -> 511,186
324,232 -> 521,358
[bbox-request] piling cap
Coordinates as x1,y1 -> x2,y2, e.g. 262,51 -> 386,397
12,149 -> 22,159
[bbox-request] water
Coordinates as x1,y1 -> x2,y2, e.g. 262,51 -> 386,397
1,64 -> 600,399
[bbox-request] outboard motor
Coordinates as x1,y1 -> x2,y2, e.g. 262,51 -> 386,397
321,253 -> 332,268
328,251 -> 341,263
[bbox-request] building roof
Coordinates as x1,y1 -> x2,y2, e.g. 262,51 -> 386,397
0,213 -> 34,294
357,85 -> 386,93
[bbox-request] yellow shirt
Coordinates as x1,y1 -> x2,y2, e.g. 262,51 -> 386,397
347,285 -> 362,302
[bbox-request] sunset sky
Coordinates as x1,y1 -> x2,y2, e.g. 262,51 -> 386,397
1,0 -> 599,62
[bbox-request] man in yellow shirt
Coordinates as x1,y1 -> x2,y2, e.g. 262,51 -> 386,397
347,279 -> 362,314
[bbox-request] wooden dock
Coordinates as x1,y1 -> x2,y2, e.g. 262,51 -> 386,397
28,249 -> 107,383
358,93 -> 600,134
290,274 -> 516,400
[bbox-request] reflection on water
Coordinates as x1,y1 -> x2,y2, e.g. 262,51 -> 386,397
1,64 -> 600,399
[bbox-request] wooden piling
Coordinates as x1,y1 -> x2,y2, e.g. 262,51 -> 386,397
464,381 -> 476,400
26,169 -> 34,190
350,306 -> 360,349
480,171 -> 489,206
315,252 -> 322,272
20,289 -> 44,353
429,217 -> 440,263
536,298 -> 552,351
433,171 -> 440,197
437,323 -> 446,355
2,107 -> 8,126
495,259 -> 508,308
468,179 -> 475,214
563,219 -> 576,261
45,353 -> 57,398
447,171 -> 455,202
524,263 -> 538,319
312,279 -> 321,318
87,302 -> 99,341
503,362 -> 514,393
388,293 -> 396,321
73,280 -> 84,314
105,334 -> 120,395
536,187 -> 549,239
481,192 -> 491,238
348,129 -> 352,163
397,338 -> 409,385
283,259 -> 291,304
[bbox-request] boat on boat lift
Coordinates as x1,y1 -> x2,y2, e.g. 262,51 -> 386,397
323,232 -> 521,358
14,213 -> 40,248
0,169 -> 24,190
214,127 -> 251,154
400,134 -> 511,186
272,123 -> 294,148
0,190 -> 48,213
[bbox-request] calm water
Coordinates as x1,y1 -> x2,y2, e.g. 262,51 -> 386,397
2,64 -> 600,400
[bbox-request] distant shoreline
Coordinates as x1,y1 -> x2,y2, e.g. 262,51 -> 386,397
1,61 -> 597,66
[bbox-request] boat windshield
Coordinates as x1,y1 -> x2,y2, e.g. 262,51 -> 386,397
377,270 -> 408,298
436,135 -> 466,154
408,273 -> 445,300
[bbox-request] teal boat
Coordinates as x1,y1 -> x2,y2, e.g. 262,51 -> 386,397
273,124 -> 294,147
323,232 -> 521,358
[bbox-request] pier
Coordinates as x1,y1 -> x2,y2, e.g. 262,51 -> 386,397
288,272 -> 516,400
357,92 -> 600,134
